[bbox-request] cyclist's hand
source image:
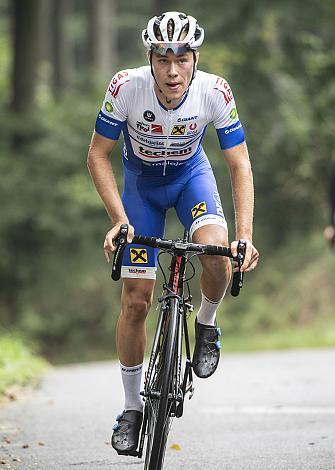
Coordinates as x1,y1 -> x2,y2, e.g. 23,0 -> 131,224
103,223 -> 134,262
231,239 -> 259,272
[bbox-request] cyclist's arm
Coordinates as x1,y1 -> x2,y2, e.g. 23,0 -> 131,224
223,142 -> 258,270
224,142 -> 253,240
87,131 -> 128,226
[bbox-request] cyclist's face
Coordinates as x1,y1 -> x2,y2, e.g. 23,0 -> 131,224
151,50 -> 198,102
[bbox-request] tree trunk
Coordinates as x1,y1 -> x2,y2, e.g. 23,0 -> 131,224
11,0 -> 41,114
51,0 -> 71,97
88,0 -> 117,84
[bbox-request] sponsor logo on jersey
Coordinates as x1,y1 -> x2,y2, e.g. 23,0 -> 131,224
150,161 -> 186,167
213,191 -> 224,217
105,101 -> 113,113
108,71 -> 130,98
128,268 -> 148,275
138,146 -> 192,158
98,113 -> 118,127
151,124 -> 163,134
171,125 -> 186,136
214,87 -> 233,105
144,110 -> 155,122
214,77 -> 233,105
230,108 -> 238,120
136,135 -> 164,146
169,141 -> 190,148
186,128 -> 199,136
136,121 -> 150,132
191,201 -> 207,219
177,116 -> 198,122
189,123 -> 197,131
224,122 -> 242,134
130,248 -> 148,264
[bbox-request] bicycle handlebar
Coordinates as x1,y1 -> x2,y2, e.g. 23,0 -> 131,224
111,224 -> 246,296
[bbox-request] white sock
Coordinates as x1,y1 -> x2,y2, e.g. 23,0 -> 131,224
196,292 -> 224,326
120,362 -> 144,412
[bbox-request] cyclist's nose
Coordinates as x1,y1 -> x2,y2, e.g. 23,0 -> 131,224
167,62 -> 178,77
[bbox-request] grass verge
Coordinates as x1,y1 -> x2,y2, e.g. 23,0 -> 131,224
0,332 -> 47,401
224,318 -> 335,352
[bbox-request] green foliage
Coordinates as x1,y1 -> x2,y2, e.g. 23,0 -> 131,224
220,232 -> 335,337
0,331 -> 47,396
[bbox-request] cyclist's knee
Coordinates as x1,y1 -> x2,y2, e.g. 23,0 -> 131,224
192,224 -> 231,276
200,253 -> 231,276
121,279 -> 154,323
192,223 -> 228,246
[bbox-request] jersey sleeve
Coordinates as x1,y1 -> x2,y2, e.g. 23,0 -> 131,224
210,76 -> 245,150
95,70 -> 131,140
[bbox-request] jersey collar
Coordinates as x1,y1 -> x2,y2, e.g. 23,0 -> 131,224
155,87 -> 190,112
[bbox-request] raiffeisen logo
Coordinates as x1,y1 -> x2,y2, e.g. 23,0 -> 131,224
224,122 -> 242,135
177,116 -> 198,122
138,146 -> 192,158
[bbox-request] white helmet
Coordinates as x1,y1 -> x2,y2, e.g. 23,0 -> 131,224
142,11 -> 204,55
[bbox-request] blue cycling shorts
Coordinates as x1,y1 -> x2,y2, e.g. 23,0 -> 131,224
121,154 -> 227,279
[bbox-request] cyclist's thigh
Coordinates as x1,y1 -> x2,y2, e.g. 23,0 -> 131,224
175,164 -> 228,239
192,223 -> 228,246
121,277 -> 156,305
122,171 -> 166,280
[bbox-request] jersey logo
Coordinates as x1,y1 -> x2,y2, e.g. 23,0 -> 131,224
214,87 -> 233,105
130,248 -> 148,264
172,125 -> 186,136
108,71 -> 130,98
151,124 -> 163,134
214,76 -> 233,106
105,101 -> 113,113
230,108 -> 238,120
191,201 -> 207,219
144,110 -> 155,122
137,121 -> 150,132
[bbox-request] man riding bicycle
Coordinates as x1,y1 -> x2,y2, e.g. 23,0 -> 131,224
87,11 -> 259,456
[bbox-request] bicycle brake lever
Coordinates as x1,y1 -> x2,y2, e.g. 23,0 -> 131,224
111,224 -> 129,281
230,239 -> 247,297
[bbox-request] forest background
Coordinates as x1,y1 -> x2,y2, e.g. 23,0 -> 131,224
0,0 -> 334,372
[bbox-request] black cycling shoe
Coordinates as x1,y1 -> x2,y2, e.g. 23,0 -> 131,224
111,410 -> 143,456
192,319 -> 222,378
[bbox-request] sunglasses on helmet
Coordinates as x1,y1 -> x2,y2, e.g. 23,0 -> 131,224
151,42 -> 192,55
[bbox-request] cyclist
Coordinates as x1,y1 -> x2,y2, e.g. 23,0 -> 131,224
87,11 -> 259,456
324,161 -> 335,248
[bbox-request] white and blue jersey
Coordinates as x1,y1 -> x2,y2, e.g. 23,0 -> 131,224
95,66 -> 246,278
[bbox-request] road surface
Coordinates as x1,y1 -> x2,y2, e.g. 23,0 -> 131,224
1,348 -> 335,469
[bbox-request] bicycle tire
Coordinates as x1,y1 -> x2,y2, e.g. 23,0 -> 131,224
145,297 -> 179,470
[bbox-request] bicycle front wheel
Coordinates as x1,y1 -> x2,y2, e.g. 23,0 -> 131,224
145,297 -> 179,470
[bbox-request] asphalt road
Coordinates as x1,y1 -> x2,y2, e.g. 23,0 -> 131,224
1,348 -> 335,470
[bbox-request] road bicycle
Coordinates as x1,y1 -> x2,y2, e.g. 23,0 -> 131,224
112,224 -> 246,470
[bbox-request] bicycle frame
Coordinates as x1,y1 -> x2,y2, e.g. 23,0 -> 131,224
138,229 -> 194,460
